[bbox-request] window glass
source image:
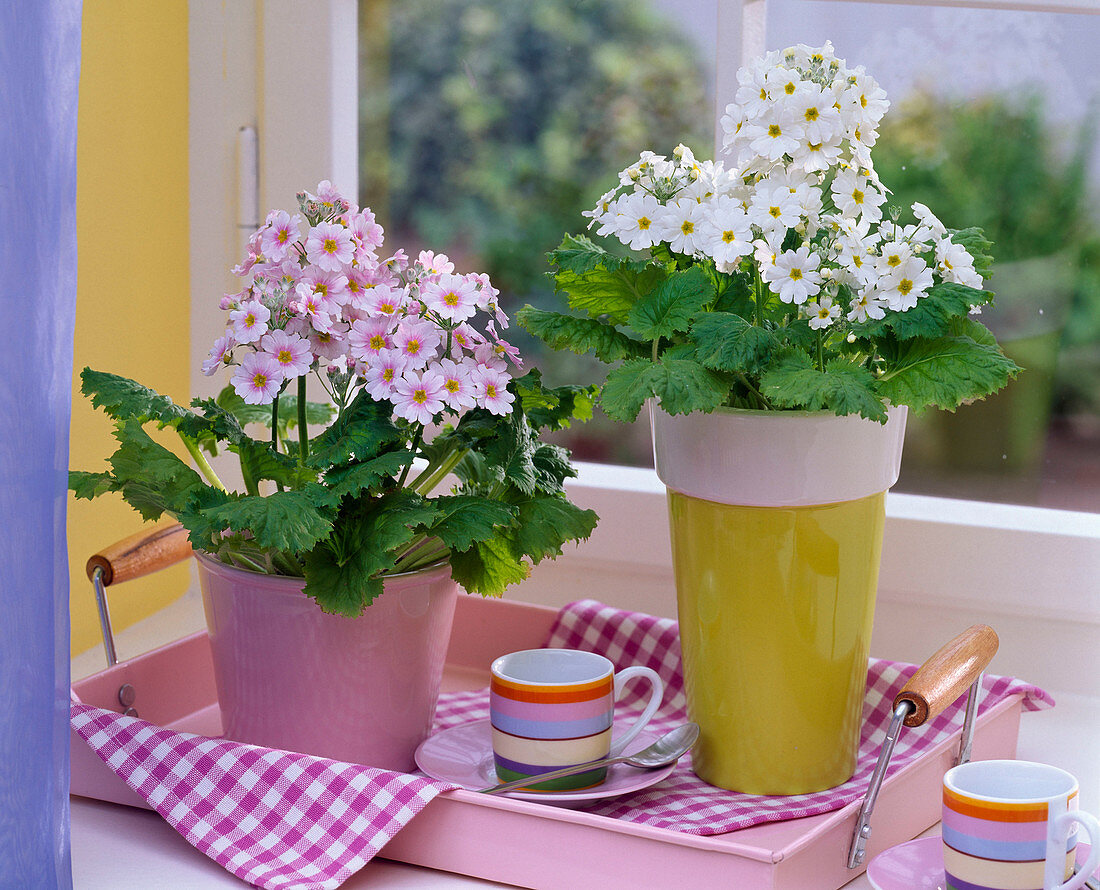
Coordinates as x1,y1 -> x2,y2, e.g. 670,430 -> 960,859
765,4 -> 1100,512
358,0 -> 715,464
359,1 -> 1100,512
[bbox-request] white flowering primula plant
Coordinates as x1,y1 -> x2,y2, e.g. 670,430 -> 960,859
71,182 -> 598,615
520,43 -> 1017,423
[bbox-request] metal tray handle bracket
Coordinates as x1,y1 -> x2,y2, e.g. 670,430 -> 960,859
846,624 -> 1000,869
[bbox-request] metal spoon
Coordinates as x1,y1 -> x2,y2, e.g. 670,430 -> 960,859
478,722 -> 700,795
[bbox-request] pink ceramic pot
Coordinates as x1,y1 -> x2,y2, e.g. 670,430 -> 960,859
196,553 -> 459,771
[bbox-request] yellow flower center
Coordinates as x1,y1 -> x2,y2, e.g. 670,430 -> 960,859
638,216 -> 651,230
722,230 -> 736,244
768,124 -> 782,138
443,291 -> 460,307
759,87 -> 767,101
851,188 -> 864,205
445,379 -> 460,394
382,368 -> 394,382
370,335 -> 386,350
485,384 -> 497,398
887,254 -> 902,267
323,237 -> 338,254
769,206 -> 782,218
252,373 -> 268,388
406,339 -> 421,355
898,278 -> 913,296
804,107 -> 820,122
784,81 -> 796,95
278,349 -> 292,364
680,220 -> 694,235
413,389 -> 427,404
276,230 -> 290,245
790,268 -> 803,281
860,94 -> 868,109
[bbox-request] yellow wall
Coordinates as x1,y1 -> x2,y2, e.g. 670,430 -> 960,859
70,2 -> 192,656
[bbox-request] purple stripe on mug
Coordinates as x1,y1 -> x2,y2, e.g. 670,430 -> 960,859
942,824 -> 1051,863
489,689 -> 612,724
493,751 -> 600,777
943,806 -> 1051,845
490,711 -> 613,740
943,871 -> 1037,890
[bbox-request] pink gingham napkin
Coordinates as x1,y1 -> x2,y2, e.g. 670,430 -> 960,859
432,599 -> 1054,836
70,702 -> 458,889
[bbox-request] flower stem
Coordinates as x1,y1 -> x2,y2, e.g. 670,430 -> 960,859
180,435 -> 228,493
297,375 -> 309,463
398,424 -> 423,487
754,267 -> 766,328
411,446 -> 468,496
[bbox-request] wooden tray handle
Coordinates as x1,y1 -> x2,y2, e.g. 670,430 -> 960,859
85,520 -> 192,587
893,624 -> 999,727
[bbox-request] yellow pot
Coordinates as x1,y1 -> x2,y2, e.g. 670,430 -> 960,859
651,405 -> 907,794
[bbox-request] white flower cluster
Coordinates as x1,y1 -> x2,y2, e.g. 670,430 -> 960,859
586,42 -> 984,330
206,182 -> 520,422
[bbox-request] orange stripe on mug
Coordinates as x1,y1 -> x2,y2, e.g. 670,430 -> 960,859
943,786 -> 1059,823
490,675 -> 611,704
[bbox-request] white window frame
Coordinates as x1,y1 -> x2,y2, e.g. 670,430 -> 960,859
189,0 -> 1100,696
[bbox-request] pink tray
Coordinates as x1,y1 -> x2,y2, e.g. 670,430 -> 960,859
71,595 -> 1025,889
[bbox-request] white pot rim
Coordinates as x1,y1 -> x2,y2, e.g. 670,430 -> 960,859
650,404 -> 908,508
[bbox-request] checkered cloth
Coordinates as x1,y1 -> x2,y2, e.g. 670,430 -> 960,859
70,703 -> 458,889
432,599 -> 1054,835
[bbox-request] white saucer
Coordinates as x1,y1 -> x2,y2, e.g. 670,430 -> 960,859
867,836 -> 1096,890
415,719 -> 676,805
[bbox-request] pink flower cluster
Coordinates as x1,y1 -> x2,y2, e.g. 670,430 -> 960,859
204,181 -> 521,423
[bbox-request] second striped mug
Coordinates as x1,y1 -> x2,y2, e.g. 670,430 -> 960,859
489,648 -> 664,791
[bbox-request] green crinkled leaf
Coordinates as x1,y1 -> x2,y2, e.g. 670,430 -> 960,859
203,486 -> 337,553
517,306 -> 645,364
875,335 -> 1020,413
949,227 -> 995,280
627,265 -> 714,341
448,536 -> 530,597
428,495 -> 517,552
512,497 -> 598,564
531,443 -> 577,494
324,451 -> 414,499
761,352 -> 888,421
474,406 -> 538,495
108,422 -> 211,521
215,386 -> 334,431
554,261 -> 664,327
80,369 -> 190,427
712,269 -> 755,315
547,233 -> 652,277
303,489 -> 440,615
69,471 -> 119,500
859,281 -> 989,341
301,549 -> 385,617
691,312 -> 781,374
600,358 -> 657,423
647,357 -> 731,417
513,368 -> 598,432
307,389 -> 402,468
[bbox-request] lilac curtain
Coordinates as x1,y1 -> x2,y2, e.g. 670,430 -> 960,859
0,1 -> 82,886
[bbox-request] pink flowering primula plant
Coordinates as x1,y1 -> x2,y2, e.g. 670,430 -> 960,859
520,43 -> 1018,424
72,182 -> 598,615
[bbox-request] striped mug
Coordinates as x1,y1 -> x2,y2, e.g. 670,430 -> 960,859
489,648 -> 663,791
942,760 -> 1100,890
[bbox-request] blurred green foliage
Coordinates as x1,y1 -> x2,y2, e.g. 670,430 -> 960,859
358,0 -> 713,462
359,0 -> 711,298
